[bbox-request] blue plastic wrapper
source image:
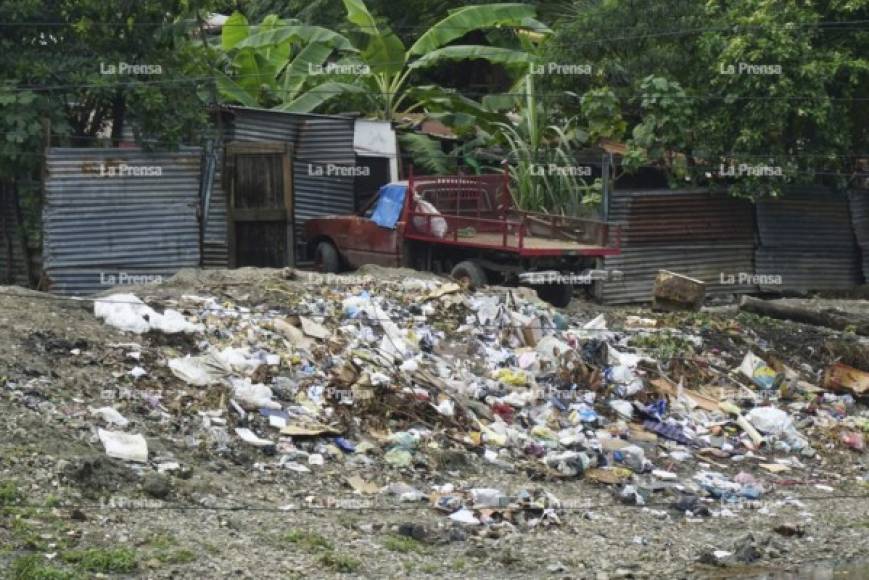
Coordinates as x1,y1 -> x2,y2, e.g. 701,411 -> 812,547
578,408 -> 598,423
643,420 -> 696,446
333,437 -> 356,453
645,400 -> 667,421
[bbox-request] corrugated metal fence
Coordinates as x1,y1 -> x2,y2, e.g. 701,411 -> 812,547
755,188 -> 862,291
599,187 -> 867,304
849,189 -> 869,282
43,148 -> 202,295
598,189 -> 756,303
293,117 -> 357,239
0,181 -> 31,287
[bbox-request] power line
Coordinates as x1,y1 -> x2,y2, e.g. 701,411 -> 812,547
6,149 -> 865,179
1,18 -> 867,34
13,132 -> 869,159
2,492 -> 867,514
3,70 -> 868,101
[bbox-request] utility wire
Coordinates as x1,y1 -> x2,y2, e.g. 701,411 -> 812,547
2,492 -> 867,514
4,74 -> 869,101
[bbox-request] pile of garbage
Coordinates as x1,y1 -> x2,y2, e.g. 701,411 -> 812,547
86,270 -> 867,528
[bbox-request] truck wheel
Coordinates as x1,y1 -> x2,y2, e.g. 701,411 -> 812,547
314,241 -> 340,273
451,260 -> 487,289
536,283 -> 573,308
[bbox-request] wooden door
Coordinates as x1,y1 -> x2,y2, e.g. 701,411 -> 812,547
225,142 -> 293,268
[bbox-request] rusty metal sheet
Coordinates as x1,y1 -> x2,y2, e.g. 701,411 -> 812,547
610,188 -> 755,244
599,243 -> 756,304
599,188 -> 756,304
755,188 -> 862,291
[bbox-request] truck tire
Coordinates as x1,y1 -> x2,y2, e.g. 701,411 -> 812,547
536,283 -> 573,308
314,241 -> 340,273
451,260 -> 487,289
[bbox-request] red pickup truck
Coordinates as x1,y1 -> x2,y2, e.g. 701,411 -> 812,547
303,172 -> 621,306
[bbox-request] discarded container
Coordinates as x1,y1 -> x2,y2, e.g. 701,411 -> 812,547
738,352 -> 779,390
652,270 -> 705,311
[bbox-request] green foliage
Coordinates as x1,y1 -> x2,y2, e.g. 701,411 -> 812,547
624,75 -> 693,185
0,0 -> 219,247
383,534 -> 428,553
317,550 -> 361,573
60,547 -> 138,573
216,1 -> 539,120
629,331 -> 697,360
545,0 -> 869,197
483,72 -> 600,215
580,87 -> 625,143
0,480 -> 22,505
399,133 -> 451,174
10,555 -> 78,580
283,529 -> 334,552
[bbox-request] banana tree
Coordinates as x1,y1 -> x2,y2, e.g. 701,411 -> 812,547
339,0 -> 546,121
215,12 -> 364,112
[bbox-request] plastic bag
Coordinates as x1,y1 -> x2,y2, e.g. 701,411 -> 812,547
412,199 -> 448,238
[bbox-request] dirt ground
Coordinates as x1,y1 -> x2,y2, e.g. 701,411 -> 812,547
1,270 -> 868,579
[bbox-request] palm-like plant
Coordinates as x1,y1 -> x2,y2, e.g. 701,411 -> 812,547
215,12 -> 363,112
488,72 -> 598,216
215,2 -> 545,118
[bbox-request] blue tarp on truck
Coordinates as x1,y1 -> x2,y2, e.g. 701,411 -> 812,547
370,183 -> 406,229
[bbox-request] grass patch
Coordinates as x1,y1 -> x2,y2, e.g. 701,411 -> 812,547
160,548 -> 196,564
283,529 -> 334,552
383,534 -> 427,554
451,558 -> 467,571
317,551 -> 361,574
1,480 -> 21,505
628,331 -> 697,360
145,533 -> 197,565
61,547 -> 137,573
10,554 -> 78,580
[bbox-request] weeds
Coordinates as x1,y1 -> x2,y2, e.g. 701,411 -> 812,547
60,547 -> 137,573
283,529 -> 334,552
10,555 -> 78,580
383,534 -> 427,554
318,551 -> 361,573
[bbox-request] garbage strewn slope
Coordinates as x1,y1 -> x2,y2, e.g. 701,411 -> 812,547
1,266 -> 867,579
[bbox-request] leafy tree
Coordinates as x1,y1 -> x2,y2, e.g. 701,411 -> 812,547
545,0 -> 869,197
0,0 -> 219,243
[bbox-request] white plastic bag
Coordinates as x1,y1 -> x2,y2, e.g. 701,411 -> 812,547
98,428 -> 148,462
412,199 -> 448,238
95,293 -> 203,334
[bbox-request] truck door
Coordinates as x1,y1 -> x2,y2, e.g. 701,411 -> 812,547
341,185 -> 404,268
